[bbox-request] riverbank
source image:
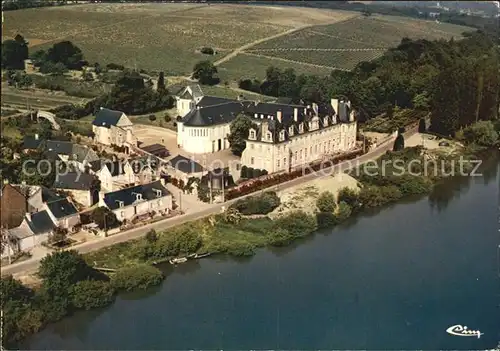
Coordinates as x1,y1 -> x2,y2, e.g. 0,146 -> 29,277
0,143 -> 491,348
22,151 -> 500,350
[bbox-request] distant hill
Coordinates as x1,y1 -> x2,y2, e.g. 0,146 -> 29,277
375,1 -> 499,16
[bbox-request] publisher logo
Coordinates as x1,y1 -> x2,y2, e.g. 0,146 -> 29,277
446,324 -> 483,339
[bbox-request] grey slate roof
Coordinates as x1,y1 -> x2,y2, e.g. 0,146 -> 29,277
197,96 -> 234,107
103,180 -> 170,211
46,198 -> 78,219
169,84 -> 186,96
46,140 -> 74,155
22,135 -> 45,150
29,210 -> 56,234
41,186 -> 63,203
189,84 -> 204,100
181,101 -> 245,127
53,173 -> 95,190
168,155 -> 204,174
92,108 -> 124,128
103,161 -> 125,177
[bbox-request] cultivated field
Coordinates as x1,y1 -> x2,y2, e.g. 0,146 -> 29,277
2,4 -> 473,80
217,53 -> 334,82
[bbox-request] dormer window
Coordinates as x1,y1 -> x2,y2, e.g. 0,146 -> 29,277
279,130 -> 285,141
288,126 -> 294,136
132,192 -> 143,201
153,188 -> 162,198
249,129 -> 256,140
116,200 -> 124,208
299,123 -> 304,133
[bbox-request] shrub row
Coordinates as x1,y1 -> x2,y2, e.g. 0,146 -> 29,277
230,191 -> 280,215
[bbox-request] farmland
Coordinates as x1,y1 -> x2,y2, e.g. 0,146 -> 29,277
2,3 -> 473,82
217,53 -> 334,82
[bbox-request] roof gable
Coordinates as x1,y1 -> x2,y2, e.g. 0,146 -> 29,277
168,155 -> 204,174
29,210 -> 56,234
92,108 -> 125,128
53,173 -> 95,190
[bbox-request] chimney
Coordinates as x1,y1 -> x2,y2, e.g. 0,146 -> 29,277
277,110 -> 282,123
35,134 -> 39,140
293,108 -> 298,122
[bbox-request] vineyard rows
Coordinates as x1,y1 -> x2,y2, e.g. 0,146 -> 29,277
250,49 -> 385,71
252,27 -> 379,50
246,48 -> 385,52
311,16 -> 470,48
241,52 -> 349,71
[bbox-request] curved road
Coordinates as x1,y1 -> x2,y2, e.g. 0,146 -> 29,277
1,128 -> 415,276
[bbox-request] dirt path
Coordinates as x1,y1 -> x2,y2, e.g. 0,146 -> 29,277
213,14 -> 360,67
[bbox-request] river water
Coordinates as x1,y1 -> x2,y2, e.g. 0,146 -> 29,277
24,153 -> 500,350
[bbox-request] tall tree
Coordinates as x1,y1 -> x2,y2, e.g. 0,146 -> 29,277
1,38 -> 28,70
157,71 -> 166,92
227,115 -> 255,156
46,41 -> 84,69
192,60 -> 218,85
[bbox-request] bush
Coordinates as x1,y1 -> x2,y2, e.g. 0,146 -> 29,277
225,242 -> 256,256
200,47 -> 215,55
106,63 -> 125,70
70,280 -> 115,310
148,114 -> 156,122
337,187 -> 360,211
230,191 -> 280,215
273,211 -> 317,238
268,228 -> 294,247
463,121 -> 498,146
316,191 -> 336,213
252,168 -> 261,178
335,201 -> 352,223
397,175 -> 432,195
359,185 -> 402,208
164,114 -> 172,122
145,229 -> 158,243
240,165 -> 248,178
111,264 -> 164,292
316,211 -> 337,229
418,118 -> 426,133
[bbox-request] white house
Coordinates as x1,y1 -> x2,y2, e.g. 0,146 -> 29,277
240,99 -> 358,174
96,160 -> 135,192
43,197 -> 80,231
2,210 -> 55,258
100,180 -> 173,222
92,108 -> 137,147
175,84 -> 204,117
52,173 -> 100,208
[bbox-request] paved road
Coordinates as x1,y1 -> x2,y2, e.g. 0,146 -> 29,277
1,129 -> 414,276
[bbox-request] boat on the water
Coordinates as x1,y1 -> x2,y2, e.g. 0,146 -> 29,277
169,257 -> 188,265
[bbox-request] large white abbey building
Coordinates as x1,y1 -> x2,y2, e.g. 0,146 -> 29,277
175,85 -> 357,174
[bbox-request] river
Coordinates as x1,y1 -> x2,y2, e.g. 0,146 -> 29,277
24,153 -> 500,350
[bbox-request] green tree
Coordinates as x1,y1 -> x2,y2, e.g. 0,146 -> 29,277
227,115 -> 254,156
393,132 -> 405,151
273,211 -> 317,238
157,71 -> 166,92
463,120 -> 499,146
316,191 -> 336,213
413,91 -> 430,110
38,250 -> 94,295
46,41 -> 84,69
145,229 -> 158,243
111,264 -> 164,292
268,228 -> 294,247
335,201 -> 352,223
1,38 -> 28,69
39,61 -> 68,75
192,60 -> 218,85
70,280 -> 115,310
418,118 -> 426,133
337,187 -> 360,211
316,211 -> 337,229
91,207 -> 119,230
